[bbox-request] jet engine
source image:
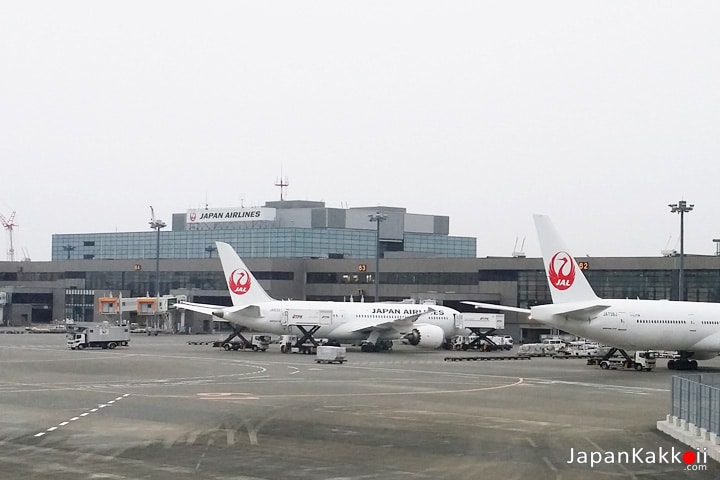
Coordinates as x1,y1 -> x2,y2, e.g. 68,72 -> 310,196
688,351 -> 717,361
406,324 -> 446,349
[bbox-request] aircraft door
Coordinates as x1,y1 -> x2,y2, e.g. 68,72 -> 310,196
688,313 -> 696,332
281,310 -> 289,326
617,312 -> 628,332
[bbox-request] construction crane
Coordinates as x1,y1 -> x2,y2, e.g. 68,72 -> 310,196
0,211 -> 17,261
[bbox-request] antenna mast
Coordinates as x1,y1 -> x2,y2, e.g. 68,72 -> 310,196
275,169 -> 289,201
0,211 -> 18,261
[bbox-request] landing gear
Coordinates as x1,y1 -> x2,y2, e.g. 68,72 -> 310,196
359,331 -> 391,353
377,340 -> 393,351
667,354 -> 698,370
359,339 -> 393,352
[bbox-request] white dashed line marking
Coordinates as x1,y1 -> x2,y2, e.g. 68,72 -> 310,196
34,394 -> 130,437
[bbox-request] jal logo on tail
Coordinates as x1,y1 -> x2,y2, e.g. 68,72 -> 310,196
228,268 -> 251,295
549,251 -> 575,290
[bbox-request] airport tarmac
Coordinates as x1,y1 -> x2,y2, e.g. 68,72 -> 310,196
0,332 -> 718,480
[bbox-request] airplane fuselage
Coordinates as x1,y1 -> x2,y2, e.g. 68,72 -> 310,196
222,300 -> 461,342
532,299 -> 720,356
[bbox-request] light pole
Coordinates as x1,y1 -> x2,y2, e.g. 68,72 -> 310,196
149,207 -> 166,326
205,244 -> 217,258
62,245 -> 75,260
368,211 -> 387,302
669,200 -> 694,301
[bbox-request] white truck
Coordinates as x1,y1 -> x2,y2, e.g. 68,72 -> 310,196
599,351 -> 657,371
67,322 -> 130,350
278,334 -> 338,354
215,334 -> 271,352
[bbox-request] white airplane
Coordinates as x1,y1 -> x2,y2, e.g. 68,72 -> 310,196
464,214 -> 720,370
176,241 -> 462,351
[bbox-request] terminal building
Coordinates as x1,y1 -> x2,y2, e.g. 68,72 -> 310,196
51,200 -> 476,261
2,199 -> 720,342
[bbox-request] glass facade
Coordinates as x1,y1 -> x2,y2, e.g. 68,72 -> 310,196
516,268 -> 720,307
586,270 -> 674,300
52,228 -> 476,260
404,234 -> 477,258
81,270 -> 294,298
65,289 -> 95,322
516,270 -> 552,308
307,271 -> 479,285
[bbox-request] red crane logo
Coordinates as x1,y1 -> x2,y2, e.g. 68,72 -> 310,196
548,251 -> 575,290
228,268 -> 251,295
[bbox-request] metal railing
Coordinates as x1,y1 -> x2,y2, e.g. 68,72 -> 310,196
671,374 -> 720,436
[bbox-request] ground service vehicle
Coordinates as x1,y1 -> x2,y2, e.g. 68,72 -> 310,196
452,334 -> 513,351
67,322 -> 130,350
216,334 -> 271,351
556,341 -> 600,356
278,334 -> 339,354
518,338 -> 568,356
315,345 -> 347,364
599,351 -> 656,371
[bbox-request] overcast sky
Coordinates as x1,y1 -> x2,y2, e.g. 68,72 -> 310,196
1,1 -> 719,261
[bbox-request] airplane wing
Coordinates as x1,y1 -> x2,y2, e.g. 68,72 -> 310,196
461,301 -> 531,314
550,303 -> 612,318
175,301 -> 223,316
175,302 -> 261,321
348,310 -> 431,333
462,300 -> 611,319
220,304 -> 262,318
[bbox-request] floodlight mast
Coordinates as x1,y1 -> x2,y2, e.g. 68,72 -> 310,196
149,206 -> 167,298
368,211 -> 387,302
668,200 -> 694,301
